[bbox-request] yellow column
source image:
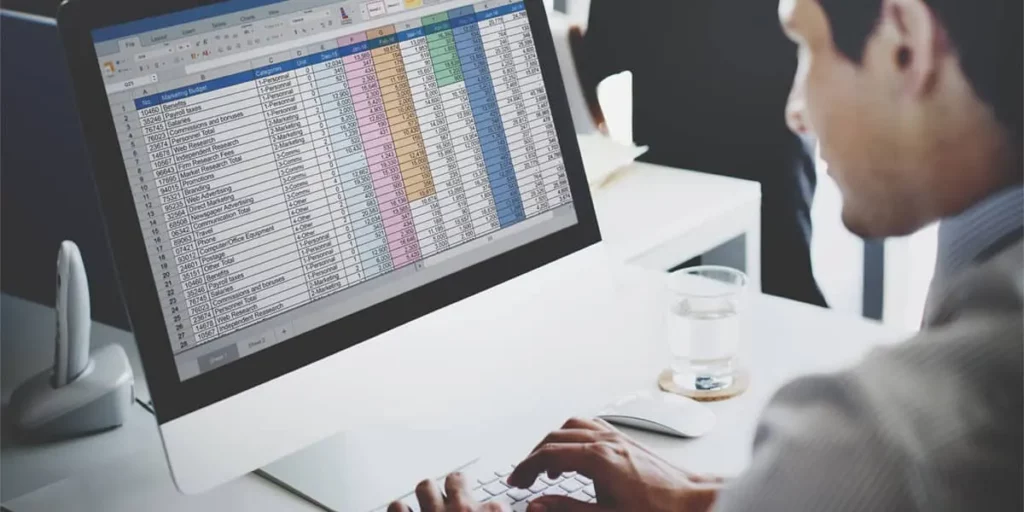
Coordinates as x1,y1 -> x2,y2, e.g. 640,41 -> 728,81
368,26 -> 434,203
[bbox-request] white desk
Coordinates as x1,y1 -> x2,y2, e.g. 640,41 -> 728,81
2,163 -> 768,510
2,247 -> 903,512
594,161 -> 761,286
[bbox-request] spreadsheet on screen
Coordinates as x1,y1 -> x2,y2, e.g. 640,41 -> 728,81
95,0 -> 578,379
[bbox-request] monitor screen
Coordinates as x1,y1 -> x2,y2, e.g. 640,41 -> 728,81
92,0 -> 577,381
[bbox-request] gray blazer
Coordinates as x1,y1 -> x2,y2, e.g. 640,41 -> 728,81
714,241 -> 1023,511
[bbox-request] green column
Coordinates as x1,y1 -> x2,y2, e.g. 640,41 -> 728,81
422,12 -> 463,87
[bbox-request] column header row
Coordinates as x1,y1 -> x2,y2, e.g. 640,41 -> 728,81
135,1 -> 526,110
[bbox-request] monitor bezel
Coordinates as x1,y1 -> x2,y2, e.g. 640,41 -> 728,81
58,0 -> 601,424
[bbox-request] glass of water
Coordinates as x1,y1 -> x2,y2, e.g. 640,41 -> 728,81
664,266 -> 748,394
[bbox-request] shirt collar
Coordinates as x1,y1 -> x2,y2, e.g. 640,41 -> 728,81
935,185 -> 1024,283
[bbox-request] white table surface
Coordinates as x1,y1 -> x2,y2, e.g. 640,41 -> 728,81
2,162 -> 770,510
594,162 -> 761,282
2,250 -> 905,511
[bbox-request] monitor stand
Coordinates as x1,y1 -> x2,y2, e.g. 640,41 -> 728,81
258,426 -> 481,512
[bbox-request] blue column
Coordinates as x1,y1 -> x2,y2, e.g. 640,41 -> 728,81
449,7 -> 525,227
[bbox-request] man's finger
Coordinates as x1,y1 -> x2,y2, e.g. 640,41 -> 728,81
443,472 -> 474,506
591,418 -> 670,461
414,479 -> 444,512
481,502 -> 512,511
528,429 -> 605,456
526,496 -> 609,512
508,443 -> 608,488
561,417 -> 608,432
592,419 -> 699,477
590,417 -> 620,433
387,502 -> 411,512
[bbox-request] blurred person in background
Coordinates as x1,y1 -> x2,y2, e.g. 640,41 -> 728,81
573,0 -> 828,307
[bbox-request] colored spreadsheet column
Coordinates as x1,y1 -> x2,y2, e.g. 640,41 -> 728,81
341,34 -> 394,280
479,3 -> 537,217
450,5 -> 524,229
423,12 -> 487,247
398,19 -> 450,258
449,6 -> 504,236
368,26 -> 422,269
307,45 -> 356,292
311,44 -> 364,285
290,53 -> 344,302
389,24 -> 436,206
485,2 -> 546,217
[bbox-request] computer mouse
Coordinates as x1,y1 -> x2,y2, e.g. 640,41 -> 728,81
597,390 -> 716,438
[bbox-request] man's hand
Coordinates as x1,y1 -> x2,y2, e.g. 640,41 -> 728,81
387,472 -> 509,512
507,417 -> 723,512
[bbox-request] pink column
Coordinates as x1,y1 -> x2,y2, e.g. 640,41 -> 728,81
342,34 -> 415,269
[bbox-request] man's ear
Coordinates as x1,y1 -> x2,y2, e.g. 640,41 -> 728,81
882,0 -> 945,96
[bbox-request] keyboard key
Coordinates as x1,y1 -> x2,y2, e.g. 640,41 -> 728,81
575,475 -> 593,485
386,461 -> 572,512
582,484 -> 597,498
484,481 -> 509,496
464,470 -> 489,487
492,494 -> 516,506
507,487 -> 533,501
560,479 -> 584,492
472,488 -> 491,502
543,486 -> 568,497
569,490 -> 590,502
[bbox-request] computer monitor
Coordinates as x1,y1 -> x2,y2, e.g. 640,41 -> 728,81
58,0 -> 599,493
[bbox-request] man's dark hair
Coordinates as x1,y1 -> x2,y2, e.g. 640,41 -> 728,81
818,0 -> 1022,149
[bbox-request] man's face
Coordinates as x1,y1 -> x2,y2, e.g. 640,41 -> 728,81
779,0 -> 933,237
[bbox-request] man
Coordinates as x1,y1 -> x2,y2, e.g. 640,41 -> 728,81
390,0 -> 1022,509
575,0 -> 828,307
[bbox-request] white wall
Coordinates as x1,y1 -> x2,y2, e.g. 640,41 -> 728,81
559,0 -> 591,23
810,149 -> 865,316
882,225 -> 938,330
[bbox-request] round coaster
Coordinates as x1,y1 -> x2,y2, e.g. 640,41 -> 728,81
658,368 -> 750,402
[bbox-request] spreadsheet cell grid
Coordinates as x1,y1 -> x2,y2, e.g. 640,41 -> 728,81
105,1 -> 573,354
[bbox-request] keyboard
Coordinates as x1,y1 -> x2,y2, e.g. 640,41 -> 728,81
380,459 -> 599,512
